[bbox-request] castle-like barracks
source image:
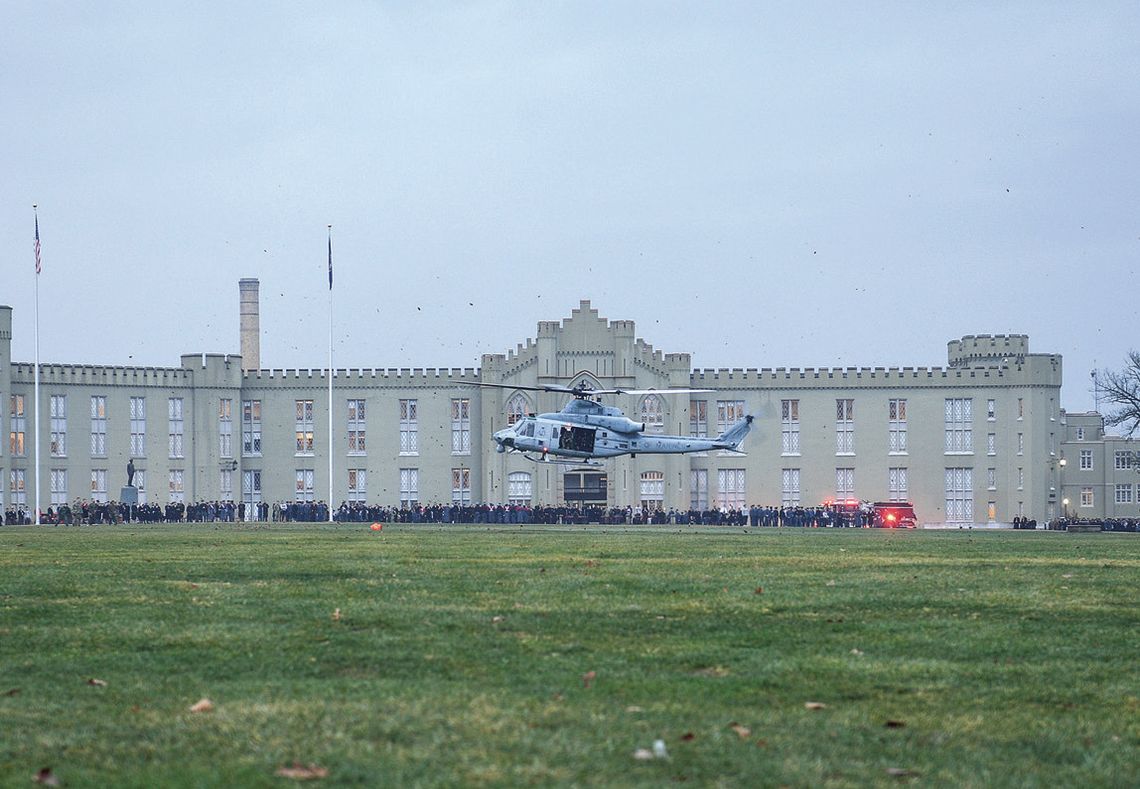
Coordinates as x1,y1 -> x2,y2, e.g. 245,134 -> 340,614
2,281 -> 1135,524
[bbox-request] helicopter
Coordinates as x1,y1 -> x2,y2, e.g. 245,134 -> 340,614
472,380 -> 754,464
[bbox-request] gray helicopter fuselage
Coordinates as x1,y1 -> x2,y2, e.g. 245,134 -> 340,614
492,398 -> 753,459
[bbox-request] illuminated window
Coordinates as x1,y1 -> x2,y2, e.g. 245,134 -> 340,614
242,400 -> 262,456
506,393 -> 528,426
50,395 -> 66,457
90,396 -> 107,457
508,471 -> 532,505
640,470 -> 664,508
347,399 -> 366,455
295,400 -> 315,455
348,468 -> 367,502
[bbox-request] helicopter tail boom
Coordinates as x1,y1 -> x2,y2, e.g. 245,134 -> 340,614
711,415 -> 754,451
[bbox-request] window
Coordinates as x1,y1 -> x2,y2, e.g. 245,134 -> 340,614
347,399 -> 366,455
348,468 -> 367,503
399,468 -> 418,507
295,469 -> 315,502
129,397 -> 146,457
717,400 -> 746,435
836,399 -> 854,454
242,400 -> 262,456
1017,433 -> 1024,456
1017,467 -> 1024,490
1080,449 -> 1093,470
987,467 -> 996,490
888,399 -> 907,454
50,468 -> 67,506
91,396 -> 107,457
717,468 -> 746,510
1116,451 -> 1134,470
986,399 -> 996,421
219,399 -> 233,458
50,394 -> 66,457
781,468 -> 801,507
168,469 -> 184,504
295,400 -> 315,455
134,470 -> 147,505
690,468 -> 708,510
781,399 -> 800,454
690,400 -> 708,438
640,395 -> 665,435
90,469 -> 108,503
452,468 -> 471,505
9,469 -> 27,506
1114,484 -> 1133,504
945,468 -> 974,524
220,468 -> 233,501
1075,427 -> 1085,441
9,395 -> 26,456
888,467 -> 907,502
242,470 -> 262,514
944,398 -> 973,454
1017,398 -> 1024,420
835,467 -> 855,501
508,471 -> 532,505
984,433 -> 994,456
168,398 -> 184,459
1080,487 -> 1093,508
451,398 -> 471,454
399,400 -> 418,455
506,393 -> 528,426
640,470 -> 664,508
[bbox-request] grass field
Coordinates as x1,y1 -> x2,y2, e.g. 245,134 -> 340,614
1,524 -> 1137,788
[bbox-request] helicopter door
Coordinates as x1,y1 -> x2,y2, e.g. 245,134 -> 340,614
559,425 -> 595,453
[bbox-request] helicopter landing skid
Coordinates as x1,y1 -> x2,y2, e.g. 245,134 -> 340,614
519,452 -> 603,468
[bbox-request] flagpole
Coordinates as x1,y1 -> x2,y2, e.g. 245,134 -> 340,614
327,225 -> 334,523
32,206 -> 42,526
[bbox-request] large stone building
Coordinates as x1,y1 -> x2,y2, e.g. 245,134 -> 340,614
2,284 -> 1134,524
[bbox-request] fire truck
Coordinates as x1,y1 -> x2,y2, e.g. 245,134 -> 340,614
870,502 -> 918,529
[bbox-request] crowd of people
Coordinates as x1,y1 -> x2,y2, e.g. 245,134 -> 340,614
4,500 -> 1138,531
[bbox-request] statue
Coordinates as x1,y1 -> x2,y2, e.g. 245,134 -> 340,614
127,459 -> 135,487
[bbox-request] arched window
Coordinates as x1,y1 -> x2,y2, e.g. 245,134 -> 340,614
506,393 -> 529,425
640,395 -> 664,434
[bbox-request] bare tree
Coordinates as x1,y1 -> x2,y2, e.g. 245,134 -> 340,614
1098,351 -> 1140,436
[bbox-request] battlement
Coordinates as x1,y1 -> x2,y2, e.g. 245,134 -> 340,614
11,361 -> 196,386
947,334 -> 1029,367
242,367 -> 481,385
689,363 -> 1030,388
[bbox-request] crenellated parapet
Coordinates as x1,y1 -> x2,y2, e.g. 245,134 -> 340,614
947,334 -> 1030,367
690,363 -> 1047,390
241,366 -> 482,389
11,361 -> 197,387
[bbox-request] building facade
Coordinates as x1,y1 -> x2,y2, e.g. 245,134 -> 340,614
2,289 -> 1134,524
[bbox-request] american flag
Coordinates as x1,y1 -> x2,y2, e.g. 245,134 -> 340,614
34,211 -> 41,275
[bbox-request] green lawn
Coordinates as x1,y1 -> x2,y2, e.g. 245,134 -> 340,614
1,525 -> 1137,787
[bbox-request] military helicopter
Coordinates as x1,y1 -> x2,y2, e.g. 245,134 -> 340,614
472,380 -> 753,464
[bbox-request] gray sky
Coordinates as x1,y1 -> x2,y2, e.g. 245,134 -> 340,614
3,2 -> 1137,412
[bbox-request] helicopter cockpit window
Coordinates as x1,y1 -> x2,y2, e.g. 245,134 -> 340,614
517,418 -> 535,438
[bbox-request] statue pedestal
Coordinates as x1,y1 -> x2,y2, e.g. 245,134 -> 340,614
120,486 -> 138,506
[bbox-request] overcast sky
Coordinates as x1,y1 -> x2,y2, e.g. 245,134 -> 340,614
3,2 -> 1137,412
